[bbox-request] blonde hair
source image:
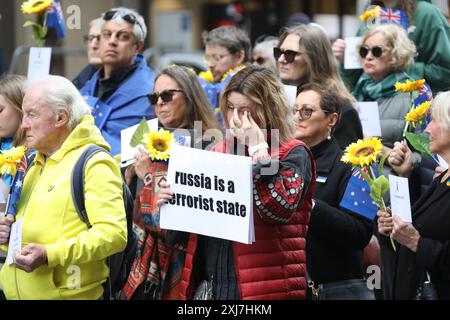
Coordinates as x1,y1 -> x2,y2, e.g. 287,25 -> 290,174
0,74 -> 27,146
220,65 -> 295,143
362,24 -> 416,70
278,24 -> 355,104
431,91 -> 450,132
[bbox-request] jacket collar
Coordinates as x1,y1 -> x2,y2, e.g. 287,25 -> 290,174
311,137 -> 341,175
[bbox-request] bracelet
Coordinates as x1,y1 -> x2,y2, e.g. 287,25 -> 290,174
248,142 -> 269,157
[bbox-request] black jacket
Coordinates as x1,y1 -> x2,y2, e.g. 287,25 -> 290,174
381,171 -> 450,299
333,101 -> 363,150
306,138 -> 373,284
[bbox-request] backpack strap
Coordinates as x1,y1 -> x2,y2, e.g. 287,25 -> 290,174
71,145 -> 107,229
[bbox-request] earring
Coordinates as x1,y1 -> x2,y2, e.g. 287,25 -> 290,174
327,128 -> 332,140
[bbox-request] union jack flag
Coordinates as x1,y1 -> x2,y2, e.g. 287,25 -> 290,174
352,167 -> 369,181
6,152 -> 35,217
379,8 -> 409,31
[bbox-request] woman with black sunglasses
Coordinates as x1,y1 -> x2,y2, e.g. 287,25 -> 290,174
276,24 -> 363,151
333,0 -> 450,95
353,24 -> 425,152
121,65 -> 219,300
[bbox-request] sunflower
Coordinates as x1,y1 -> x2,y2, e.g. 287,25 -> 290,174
21,0 -> 53,14
405,100 -> 432,127
142,129 -> 175,161
199,69 -> 214,83
0,146 -> 27,176
221,65 -> 246,83
341,137 -> 383,167
359,6 -> 380,21
394,79 -> 426,93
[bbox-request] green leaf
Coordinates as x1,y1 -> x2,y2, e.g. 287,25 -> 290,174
378,152 -> 390,176
130,118 -> 150,147
369,175 -> 389,209
23,20 -> 41,28
405,132 -> 435,158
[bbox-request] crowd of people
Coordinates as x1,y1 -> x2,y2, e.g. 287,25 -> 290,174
1,0 -> 450,300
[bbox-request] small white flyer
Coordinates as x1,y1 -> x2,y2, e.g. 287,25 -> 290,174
356,101 -> 382,137
27,47 -> 52,82
389,175 -> 412,223
6,218 -> 23,265
344,37 -> 363,70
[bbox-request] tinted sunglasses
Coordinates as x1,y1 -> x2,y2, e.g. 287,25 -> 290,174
148,89 -> 183,105
273,47 -> 302,63
359,45 -> 386,59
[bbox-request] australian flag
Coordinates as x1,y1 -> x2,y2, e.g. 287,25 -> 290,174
45,0 -> 66,40
6,152 -> 36,217
339,166 -> 379,220
379,8 -> 409,31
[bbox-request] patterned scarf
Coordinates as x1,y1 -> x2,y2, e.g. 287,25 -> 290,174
352,70 -> 411,101
121,161 -> 186,300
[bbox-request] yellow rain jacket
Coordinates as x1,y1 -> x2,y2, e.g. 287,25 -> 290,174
0,115 -> 127,299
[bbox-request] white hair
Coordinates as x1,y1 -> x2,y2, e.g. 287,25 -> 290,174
431,91 -> 450,132
100,7 -> 147,42
89,17 -> 102,29
26,76 -> 91,131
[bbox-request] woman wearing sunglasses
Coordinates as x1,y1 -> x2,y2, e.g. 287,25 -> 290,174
157,65 -> 316,300
276,24 -> 363,150
121,65 -> 219,300
294,83 -> 374,300
333,0 -> 450,95
352,24 -> 424,151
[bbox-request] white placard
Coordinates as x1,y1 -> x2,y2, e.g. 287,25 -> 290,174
437,155 -> 449,170
356,102 -> 382,137
27,47 -> 52,82
6,218 -> 23,265
389,175 -> 412,223
120,118 -> 159,167
161,145 -> 254,244
344,37 -> 363,70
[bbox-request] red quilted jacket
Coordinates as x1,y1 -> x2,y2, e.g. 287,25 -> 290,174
179,139 -> 316,300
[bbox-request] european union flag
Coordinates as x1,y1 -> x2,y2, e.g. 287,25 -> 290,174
45,0 -> 66,40
339,167 -> 379,220
6,152 -> 36,217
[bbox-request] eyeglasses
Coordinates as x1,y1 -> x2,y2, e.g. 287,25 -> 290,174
83,34 -> 101,43
252,57 -> 266,65
273,47 -> 302,63
204,53 -> 231,64
103,10 -> 144,36
148,89 -> 183,105
359,45 -> 387,59
293,106 -> 330,120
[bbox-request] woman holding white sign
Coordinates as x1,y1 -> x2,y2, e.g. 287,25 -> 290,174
378,91 -> 450,299
159,65 -> 316,300
352,24 -> 431,151
121,65 -> 219,300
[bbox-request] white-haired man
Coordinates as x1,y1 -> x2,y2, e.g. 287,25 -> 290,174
0,76 -> 127,300
80,7 -> 155,156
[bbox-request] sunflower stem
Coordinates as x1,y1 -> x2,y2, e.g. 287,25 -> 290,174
402,93 -> 414,138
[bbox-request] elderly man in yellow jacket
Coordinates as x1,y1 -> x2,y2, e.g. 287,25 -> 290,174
0,75 -> 127,299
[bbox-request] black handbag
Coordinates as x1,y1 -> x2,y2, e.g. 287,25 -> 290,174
415,272 -> 438,300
